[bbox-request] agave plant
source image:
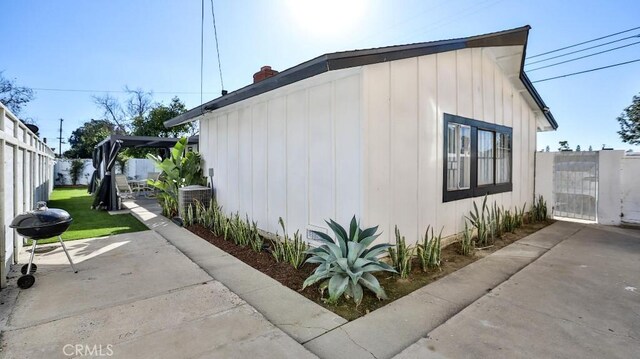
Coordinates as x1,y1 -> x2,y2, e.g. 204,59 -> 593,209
303,216 -> 396,306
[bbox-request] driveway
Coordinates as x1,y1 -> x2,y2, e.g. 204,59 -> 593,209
0,231 -> 315,358
396,224 -> 640,359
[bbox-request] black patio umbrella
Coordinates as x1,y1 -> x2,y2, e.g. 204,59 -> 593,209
87,146 -> 102,194
92,140 -> 122,210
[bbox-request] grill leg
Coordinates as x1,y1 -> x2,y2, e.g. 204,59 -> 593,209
26,240 -> 37,274
58,236 -> 78,273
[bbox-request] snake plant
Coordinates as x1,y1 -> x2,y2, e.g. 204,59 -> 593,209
303,216 -> 396,306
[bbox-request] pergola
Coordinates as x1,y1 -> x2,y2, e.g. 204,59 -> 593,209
89,135 -> 198,211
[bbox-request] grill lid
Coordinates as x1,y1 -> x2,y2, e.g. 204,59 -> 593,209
10,202 -> 72,230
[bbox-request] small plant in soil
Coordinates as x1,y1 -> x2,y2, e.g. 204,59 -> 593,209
459,221 -> 475,256
416,225 -> 442,271
530,195 -> 548,222
271,218 -> 308,269
489,202 -> 503,241
388,226 -> 414,279
514,203 -> 527,228
503,209 -> 516,233
303,216 -> 396,306
467,195 -> 490,246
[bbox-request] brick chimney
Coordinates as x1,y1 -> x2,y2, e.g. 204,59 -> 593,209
253,66 -> 279,83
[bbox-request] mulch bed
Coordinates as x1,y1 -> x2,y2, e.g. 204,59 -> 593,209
187,220 -> 553,321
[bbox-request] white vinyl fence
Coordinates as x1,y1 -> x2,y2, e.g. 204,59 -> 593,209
535,150 -> 640,226
54,158 -> 156,186
0,103 -> 55,288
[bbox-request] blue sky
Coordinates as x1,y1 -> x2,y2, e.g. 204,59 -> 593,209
2,0 -> 639,153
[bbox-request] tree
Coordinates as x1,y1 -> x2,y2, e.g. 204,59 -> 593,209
576,145 -> 581,152
617,93 -> 640,145
588,145 -> 593,151
131,97 -> 192,137
125,87 -> 152,126
125,97 -> 193,158
93,94 -> 128,133
545,145 -> 550,152
64,119 -> 121,158
69,159 -> 86,185
0,71 -> 34,115
558,141 -> 571,151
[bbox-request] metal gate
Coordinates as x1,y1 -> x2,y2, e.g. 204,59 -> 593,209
552,152 -> 599,221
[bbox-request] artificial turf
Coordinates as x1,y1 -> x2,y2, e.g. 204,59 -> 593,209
32,187 -> 148,244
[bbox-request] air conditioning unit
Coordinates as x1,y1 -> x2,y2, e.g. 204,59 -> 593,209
178,185 -> 212,218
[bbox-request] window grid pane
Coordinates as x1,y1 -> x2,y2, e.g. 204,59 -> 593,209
447,123 -> 471,191
496,133 -> 511,183
478,130 -> 494,186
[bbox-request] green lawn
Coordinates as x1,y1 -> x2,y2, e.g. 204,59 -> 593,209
32,187 -> 148,244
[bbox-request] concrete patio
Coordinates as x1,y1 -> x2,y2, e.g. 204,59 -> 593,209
1,200 -> 639,358
396,224 -> 640,359
0,230 -> 315,358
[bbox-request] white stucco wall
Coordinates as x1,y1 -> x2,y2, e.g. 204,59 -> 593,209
199,67 -> 363,236
0,103 -> 55,288
597,150 -> 623,225
361,47 -> 540,243
621,156 -> 640,224
534,152 -> 554,211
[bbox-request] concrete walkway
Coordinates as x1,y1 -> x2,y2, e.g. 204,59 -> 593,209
396,224 -> 640,359
3,199 -> 637,359
0,231 -> 315,358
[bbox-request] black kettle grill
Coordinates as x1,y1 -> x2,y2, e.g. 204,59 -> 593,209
9,201 -> 78,289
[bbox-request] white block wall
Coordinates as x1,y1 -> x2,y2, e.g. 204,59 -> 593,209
0,103 -> 55,288
535,150 -> 640,226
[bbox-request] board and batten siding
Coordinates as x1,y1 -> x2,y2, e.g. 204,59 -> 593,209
361,47 -> 538,244
199,68 -> 363,237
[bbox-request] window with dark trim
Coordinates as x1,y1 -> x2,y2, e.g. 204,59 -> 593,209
443,113 -> 512,202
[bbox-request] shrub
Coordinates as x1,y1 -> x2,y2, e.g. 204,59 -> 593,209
69,159 -> 86,185
303,216 -> 396,306
388,226 -> 414,279
147,137 -> 206,217
417,225 -> 442,270
459,221 -> 475,256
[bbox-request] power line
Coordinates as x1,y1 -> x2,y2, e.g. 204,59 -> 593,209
210,0 -> 225,94
526,33 -> 640,66
527,40 -> 640,72
527,25 -> 640,59
531,58 -> 640,83
29,87 -> 217,95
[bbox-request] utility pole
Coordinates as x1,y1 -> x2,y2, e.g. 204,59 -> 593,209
57,118 -> 64,157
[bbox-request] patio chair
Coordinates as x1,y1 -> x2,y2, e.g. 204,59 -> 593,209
135,172 -> 161,198
115,174 -> 134,199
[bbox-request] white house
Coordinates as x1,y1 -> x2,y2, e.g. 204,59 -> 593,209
165,26 -> 557,244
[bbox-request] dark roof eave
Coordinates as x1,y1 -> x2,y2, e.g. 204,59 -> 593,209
165,25 -> 538,128
95,134 -> 199,149
520,72 -> 558,130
